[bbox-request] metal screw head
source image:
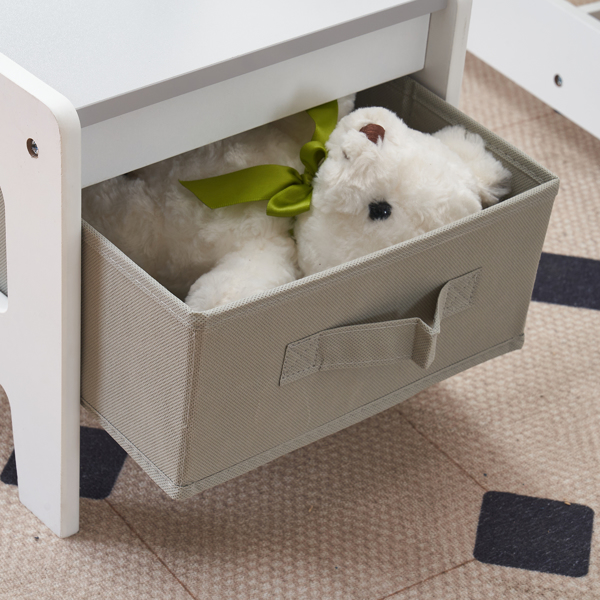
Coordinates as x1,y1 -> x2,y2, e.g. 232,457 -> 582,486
27,138 -> 39,158
554,74 -> 563,87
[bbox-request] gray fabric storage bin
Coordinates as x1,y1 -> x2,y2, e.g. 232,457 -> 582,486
80,77 -> 559,500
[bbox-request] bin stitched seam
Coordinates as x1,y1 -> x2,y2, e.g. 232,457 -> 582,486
319,318 -> 418,339
321,354 -> 413,369
459,270 -> 481,312
282,338 -> 321,380
177,326 -> 202,484
182,326 -> 202,431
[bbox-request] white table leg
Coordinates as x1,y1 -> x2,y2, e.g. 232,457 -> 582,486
414,0 -> 473,106
0,54 -> 81,538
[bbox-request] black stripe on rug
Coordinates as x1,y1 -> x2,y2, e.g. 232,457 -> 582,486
532,253 -> 600,310
0,426 -> 127,500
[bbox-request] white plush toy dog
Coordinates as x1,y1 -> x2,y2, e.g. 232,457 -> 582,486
82,98 -> 510,311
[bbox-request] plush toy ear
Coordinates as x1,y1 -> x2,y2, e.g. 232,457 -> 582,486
359,124 -> 385,144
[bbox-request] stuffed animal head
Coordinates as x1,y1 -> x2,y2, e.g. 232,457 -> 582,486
294,106 -> 511,277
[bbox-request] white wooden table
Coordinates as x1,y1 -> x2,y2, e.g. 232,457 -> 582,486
0,0 -> 471,537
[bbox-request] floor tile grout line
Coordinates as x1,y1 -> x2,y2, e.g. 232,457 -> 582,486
377,559 -> 477,599
400,414 -> 489,493
104,498 -> 199,600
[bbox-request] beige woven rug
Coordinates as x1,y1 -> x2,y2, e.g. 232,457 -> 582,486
2,51 -> 600,599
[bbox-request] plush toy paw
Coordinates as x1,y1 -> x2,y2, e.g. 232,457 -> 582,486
185,239 -> 298,311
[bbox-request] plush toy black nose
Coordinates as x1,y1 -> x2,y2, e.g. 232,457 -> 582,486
368,200 -> 392,221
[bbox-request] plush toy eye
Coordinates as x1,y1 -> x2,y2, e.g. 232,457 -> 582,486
368,200 -> 392,221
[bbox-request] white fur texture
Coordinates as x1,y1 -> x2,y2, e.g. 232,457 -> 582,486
82,100 -> 510,311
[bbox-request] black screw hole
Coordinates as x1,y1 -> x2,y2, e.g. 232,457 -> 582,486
27,138 -> 39,158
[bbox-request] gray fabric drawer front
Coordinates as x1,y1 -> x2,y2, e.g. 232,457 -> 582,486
80,77 -> 559,500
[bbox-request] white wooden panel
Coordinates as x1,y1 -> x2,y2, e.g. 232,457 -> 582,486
468,0 -> 600,140
0,54 -> 81,537
0,0 -> 444,125
413,0 -> 472,106
82,16 -> 430,187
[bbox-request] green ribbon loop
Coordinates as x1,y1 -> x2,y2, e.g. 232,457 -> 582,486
180,99 -> 338,218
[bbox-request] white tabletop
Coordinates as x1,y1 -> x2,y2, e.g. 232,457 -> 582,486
1,0 -> 444,127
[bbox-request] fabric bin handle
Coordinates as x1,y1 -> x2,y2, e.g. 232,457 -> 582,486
279,269 -> 482,386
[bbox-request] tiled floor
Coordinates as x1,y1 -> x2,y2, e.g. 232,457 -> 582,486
1,52 -> 600,599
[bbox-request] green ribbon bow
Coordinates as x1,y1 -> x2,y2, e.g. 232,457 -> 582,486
180,100 -> 338,218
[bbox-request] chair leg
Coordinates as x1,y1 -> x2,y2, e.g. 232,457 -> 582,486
0,54 -> 82,537
6,383 -> 80,538
413,0 -> 473,106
